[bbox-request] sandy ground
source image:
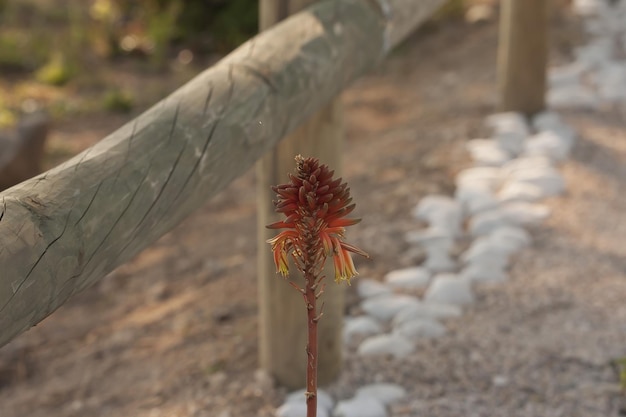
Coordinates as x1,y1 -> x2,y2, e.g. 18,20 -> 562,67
335,108 -> 626,417
1,6 -> 625,417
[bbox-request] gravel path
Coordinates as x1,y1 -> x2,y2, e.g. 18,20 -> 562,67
318,100 -> 626,417
278,2 -> 626,416
377,110 -> 626,416
2,3 -> 625,417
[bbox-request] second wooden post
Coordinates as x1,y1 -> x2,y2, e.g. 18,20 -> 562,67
256,0 -> 345,389
497,0 -> 549,115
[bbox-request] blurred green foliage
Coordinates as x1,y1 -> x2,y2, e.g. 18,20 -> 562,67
0,0 -> 259,124
102,89 -> 134,113
0,103 -> 16,128
0,30 -> 50,72
92,0 -> 258,58
0,0 -> 259,76
196,0 -> 259,51
0,0 -> 465,125
433,0 -> 466,21
35,53 -> 73,86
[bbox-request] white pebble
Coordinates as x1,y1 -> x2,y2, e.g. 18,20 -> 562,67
532,111 -> 576,139
548,85 -> 599,109
485,112 -> 529,155
501,202 -> 551,226
532,111 -> 562,129
573,0 -> 606,16
498,181 -> 545,203
455,184 -> 499,215
594,61 -> 626,102
384,267 -> 431,290
410,196 -> 463,237
548,64 -> 586,89
286,389 -> 334,412
333,396 -> 387,417
405,229 -> 454,250
423,251 -> 457,273
277,401 -> 329,417
465,4 -> 494,23
393,318 -> 447,340
423,274 -> 474,306
357,334 -> 415,359
254,369 -> 274,390
355,383 -> 407,405
507,165 -> 566,197
357,279 -> 393,299
485,112 -> 529,135
460,237 -> 512,266
469,209 -> 513,236
428,211 -> 464,238
466,139 -> 511,166
406,230 -> 457,270
488,226 -> 531,253
455,167 -> 503,191
492,375 -> 510,387
501,156 -> 553,178
524,131 -> 571,161
361,294 -> 421,322
344,316 -> 384,344
599,79 -> 626,103
461,262 -> 509,284
583,18 -> 605,36
493,131 -> 525,157
574,37 -> 613,65
412,195 -> 457,222
392,303 -> 462,326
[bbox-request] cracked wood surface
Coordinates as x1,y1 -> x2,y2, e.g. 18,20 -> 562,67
0,0 -> 445,348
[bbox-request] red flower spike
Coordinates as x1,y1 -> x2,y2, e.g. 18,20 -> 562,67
266,155 -> 368,283
266,156 -> 369,417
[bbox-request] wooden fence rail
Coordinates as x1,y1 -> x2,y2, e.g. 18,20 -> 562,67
0,0 -> 446,349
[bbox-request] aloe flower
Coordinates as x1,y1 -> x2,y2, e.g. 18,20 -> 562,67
266,155 -> 368,417
267,155 -> 368,283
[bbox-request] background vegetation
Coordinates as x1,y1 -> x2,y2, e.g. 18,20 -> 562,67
0,0 -> 259,125
0,0 -> 467,127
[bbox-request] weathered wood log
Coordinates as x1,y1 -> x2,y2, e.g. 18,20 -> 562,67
0,0 -> 446,348
0,111 -> 49,192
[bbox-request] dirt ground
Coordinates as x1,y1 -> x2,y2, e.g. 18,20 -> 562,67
2,6 -> 625,417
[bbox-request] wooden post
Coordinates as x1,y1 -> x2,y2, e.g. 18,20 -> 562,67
257,0 -> 345,389
0,111 -> 49,191
497,0 -> 548,115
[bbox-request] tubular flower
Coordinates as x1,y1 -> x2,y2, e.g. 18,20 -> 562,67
267,155 -> 368,283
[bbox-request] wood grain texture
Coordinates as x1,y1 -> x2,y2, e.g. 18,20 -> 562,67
0,0 -> 445,349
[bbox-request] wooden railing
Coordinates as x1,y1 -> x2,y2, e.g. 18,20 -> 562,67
0,0 -> 547,390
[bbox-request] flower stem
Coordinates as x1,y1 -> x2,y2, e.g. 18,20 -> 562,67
267,156 -> 368,416
304,270 -> 318,417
